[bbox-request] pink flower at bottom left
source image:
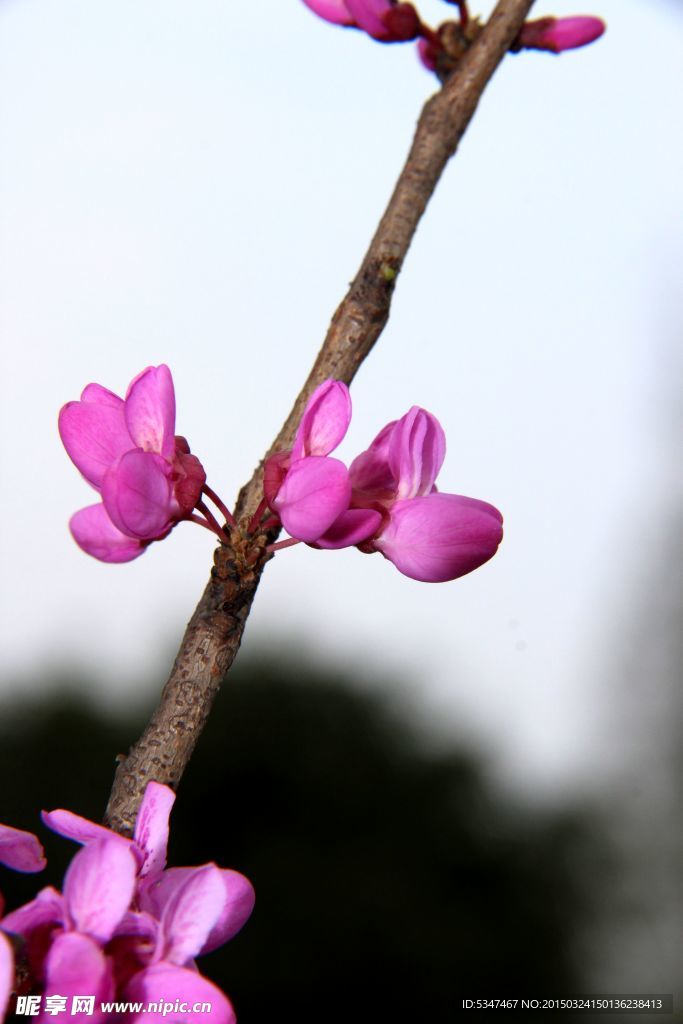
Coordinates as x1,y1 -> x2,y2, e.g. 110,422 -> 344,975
0,783 -> 254,1023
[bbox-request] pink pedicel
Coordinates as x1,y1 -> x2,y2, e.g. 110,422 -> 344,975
59,365 -> 230,563
267,380 -> 503,583
516,16 -> 606,53
0,783 -> 254,1023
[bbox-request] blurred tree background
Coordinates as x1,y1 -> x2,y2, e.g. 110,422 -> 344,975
0,657 -> 611,1023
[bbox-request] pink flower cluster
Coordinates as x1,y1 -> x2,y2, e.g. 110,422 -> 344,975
0,785 -> 253,1023
59,366 -> 231,563
300,0 -> 605,67
262,380 -> 503,583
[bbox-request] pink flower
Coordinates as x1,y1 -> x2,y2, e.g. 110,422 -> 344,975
321,404 -> 503,582
265,380 -> 354,543
59,366 -> 208,563
515,15 -> 605,54
1,784 -> 253,1023
301,0 -> 422,42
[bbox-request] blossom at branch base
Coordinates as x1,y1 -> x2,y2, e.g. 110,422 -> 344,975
0,784 -> 253,1023
301,0 -> 422,42
59,366 -> 207,563
265,380 -> 355,543
515,16 -> 605,54
315,403 -> 503,582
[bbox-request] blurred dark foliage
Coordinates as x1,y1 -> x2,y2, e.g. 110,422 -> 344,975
0,658 -> 609,1023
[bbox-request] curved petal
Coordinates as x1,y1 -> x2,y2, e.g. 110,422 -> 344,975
80,383 -> 124,409
58,401 -> 132,489
0,824 -> 46,873
0,932 -> 13,1022
102,451 -> 175,540
517,16 -> 605,53
159,865 -> 225,965
388,406 -> 446,500
273,456 -> 351,542
201,869 -> 255,953
292,380 -> 352,461
1,886 -> 65,938
143,867 -> 255,955
64,839 -> 137,944
42,809 -> 121,848
41,932 -> 112,1022
345,0 -> 390,37
69,504 -> 146,563
300,0 -> 355,27
349,420 -> 397,500
314,508 -> 382,549
134,782 -> 176,880
374,493 -> 503,583
126,963 -> 235,1024
125,365 -> 176,459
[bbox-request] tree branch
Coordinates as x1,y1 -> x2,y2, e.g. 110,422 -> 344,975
104,0 -> 535,835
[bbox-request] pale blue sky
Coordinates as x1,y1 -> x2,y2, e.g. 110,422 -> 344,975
1,0 -> 681,794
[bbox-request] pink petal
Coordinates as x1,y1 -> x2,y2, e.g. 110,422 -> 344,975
80,383 -> 124,409
126,963 -> 235,1024
102,450 -> 175,540
69,504 -> 146,563
314,508 -> 382,549
42,809 -> 120,847
58,400 -> 132,490
517,15 -> 605,53
41,933 -> 112,1023
300,0 -> 355,27
373,493 -> 503,582
388,406 -> 446,500
125,365 -> 176,460
113,909 -> 160,946
0,932 -> 12,1021
345,0 -> 391,38
273,456 -> 351,542
349,420 -> 397,500
1,886 -> 65,938
291,380 -> 352,461
159,865 -> 225,965
64,839 -> 137,944
133,782 -> 176,880
0,824 -> 46,873
201,869 -> 255,953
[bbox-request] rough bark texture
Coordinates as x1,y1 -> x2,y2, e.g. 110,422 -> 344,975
104,0 -> 535,836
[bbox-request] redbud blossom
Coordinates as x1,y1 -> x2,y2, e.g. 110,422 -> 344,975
1,784 -> 253,1023
516,16 -> 605,54
59,366 -> 210,563
268,382 -> 503,583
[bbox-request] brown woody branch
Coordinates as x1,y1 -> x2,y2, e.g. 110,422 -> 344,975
104,0 -> 535,835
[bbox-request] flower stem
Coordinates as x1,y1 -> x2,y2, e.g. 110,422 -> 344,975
266,537 -> 301,554
194,503 -> 231,544
202,484 -> 236,528
247,496 -> 271,534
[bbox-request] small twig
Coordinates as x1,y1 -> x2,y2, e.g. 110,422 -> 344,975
104,0 -> 536,836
